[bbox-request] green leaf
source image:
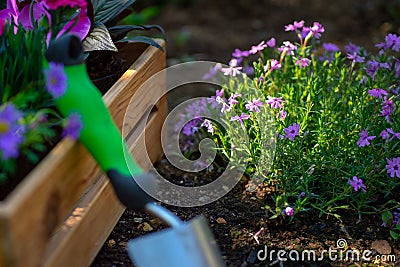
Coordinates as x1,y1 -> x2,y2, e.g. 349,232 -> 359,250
117,36 -> 164,52
382,210 -> 394,226
92,0 -> 136,24
390,230 -> 399,240
82,22 -> 118,52
108,24 -> 165,42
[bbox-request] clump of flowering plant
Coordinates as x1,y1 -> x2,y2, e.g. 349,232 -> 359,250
181,20 -> 400,226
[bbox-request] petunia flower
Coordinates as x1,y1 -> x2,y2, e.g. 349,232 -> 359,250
284,123 -> 300,141
368,88 -> 388,99
232,48 -> 250,58
296,57 -> 311,68
323,43 -> 340,52
356,129 -> 375,147
249,41 -> 267,54
380,129 -> 391,140
387,128 -> 400,141
284,206 -> 294,216
43,62 -> 68,99
284,20 -> 304,32
386,157 -> 400,178
201,119 -> 214,135
348,176 -> 367,192
230,113 -> 250,126
266,96 -> 285,109
0,103 -> 25,160
380,97 -> 396,123
245,98 -> 263,112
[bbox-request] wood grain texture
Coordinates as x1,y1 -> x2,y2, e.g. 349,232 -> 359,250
0,39 -> 166,267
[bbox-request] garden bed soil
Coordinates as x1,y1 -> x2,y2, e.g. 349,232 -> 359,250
91,0 -> 400,266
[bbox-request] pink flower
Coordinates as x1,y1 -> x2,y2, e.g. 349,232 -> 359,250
245,98 -> 263,112
295,57 -> 311,68
230,113 -> 250,126
387,128 -> 400,141
43,0 -> 87,10
348,176 -> 366,192
356,129 -> 376,147
266,96 -> 285,109
249,41 -> 267,54
284,123 -> 300,141
284,206 -> 294,216
386,157 -> 400,178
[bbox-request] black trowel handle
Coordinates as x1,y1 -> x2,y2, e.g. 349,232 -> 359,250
106,170 -> 156,212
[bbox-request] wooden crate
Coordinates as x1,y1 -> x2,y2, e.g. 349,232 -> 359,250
0,39 -> 166,267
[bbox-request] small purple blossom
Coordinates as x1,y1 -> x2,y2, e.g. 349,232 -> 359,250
380,129 -> 391,140
376,33 -> 400,52
386,157 -> 400,178
278,41 -> 297,53
284,206 -> 294,216
380,97 -> 396,123
347,53 -> 365,63
387,128 -> 400,141
356,129 -> 376,147
266,37 -> 276,48
228,93 -> 241,106
249,41 -> 267,54
348,176 -> 367,192
232,48 -> 250,58
181,119 -> 200,136
284,20 -> 304,32
323,43 -> 340,52
0,104 -> 25,160
230,113 -> 250,126
221,59 -> 242,77
270,59 -> 282,72
245,98 -> 263,112
266,96 -> 285,109
368,88 -> 388,99
303,22 -> 325,39
62,113 -> 82,140
284,123 -> 300,141
43,62 -> 68,99
243,65 -> 254,75
279,109 -> 287,120
345,42 -> 360,54
201,119 -> 214,135
295,57 -> 311,68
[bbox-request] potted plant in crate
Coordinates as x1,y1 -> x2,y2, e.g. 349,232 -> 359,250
178,20 -> 400,242
0,0 -> 166,266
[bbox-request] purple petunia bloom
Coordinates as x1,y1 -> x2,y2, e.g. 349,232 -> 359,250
270,59 -> 282,72
228,93 -> 241,106
230,113 -> 250,126
386,157 -> 400,178
43,62 -> 68,99
323,42 -> 340,52
376,33 -> 400,52
62,113 -> 82,140
279,109 -> 287,120
249,41 -> 268,54
245,98 -> 263,112
380,97 -> 396,123
284,206 -> 294,216
243,65 -> 254,76
201,119 -> 214,135
266,96 -> 285,109
284,123 -> 300,141
295,57 -> 311,68
284,20 -> 304,32
387,128 -> 400,141
0,104 -> 25,160
368,88 -> 388,99
380,129 -> 391,140
278,41 -> 297,53
221,58 -> 242,77
348,176 -> 367,192
356,129 -> 376,147
266,37 -> 276,48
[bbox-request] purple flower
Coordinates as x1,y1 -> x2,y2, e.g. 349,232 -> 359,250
380,129 -> 391,140
295,57 -> 311,68
356,129 -> 376,147
376,33 -> 400,52
284,123 -> 300,141
386,157 -> 400,178
230,113 -> 250,126
266,96 -> 285,109
228,93 -> 241,106
348,176 -> 367,192
221,59 -> 242,77
201,119 -> 214,135
278,41 -> 297,53
249,41 -> 267,54
62,113 -> 82,140
266,37 -> 276,48
232,48 -> 250,58
284,206 -> 294,216
347,53 -> 365,63
43,62 -> 67,99
323,43 -> 340,52
303,22 -> 324,39
203,63 -> 222,80
245,98 -> 263,112
380,97 -> 396,123
0,104 -> 25,160
368,88 -> 388,99
279,110 -> 287,120
243,65 -> 254,75
345,42 -> 360,54
387,128 -> 400,141
269,59 -> 282,72
284,20 -> 304,32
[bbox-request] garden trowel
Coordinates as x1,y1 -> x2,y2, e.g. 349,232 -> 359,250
45,34 -> 226,267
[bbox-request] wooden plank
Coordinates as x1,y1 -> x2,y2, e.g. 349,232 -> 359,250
43,102 -> 166,267
0,39 -> 166,267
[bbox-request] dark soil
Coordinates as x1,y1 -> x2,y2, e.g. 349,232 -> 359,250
92,1 -> 400,266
